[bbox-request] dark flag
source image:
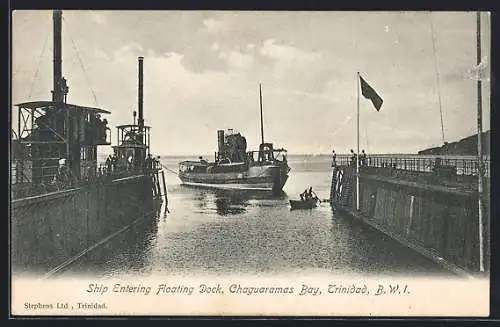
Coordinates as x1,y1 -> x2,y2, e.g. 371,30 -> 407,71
359,75 -> 383,111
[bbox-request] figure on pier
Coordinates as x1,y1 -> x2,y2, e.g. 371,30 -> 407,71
145,153 -> 153,173
53,158 -> 74,190
360,149 -> 367,167
350,149 -> 358,167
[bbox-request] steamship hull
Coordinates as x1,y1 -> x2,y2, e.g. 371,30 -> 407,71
179,165 -> 288,192
179,126 -> 290,192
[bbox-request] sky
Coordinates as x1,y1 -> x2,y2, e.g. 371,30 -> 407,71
11,11 -> 491,156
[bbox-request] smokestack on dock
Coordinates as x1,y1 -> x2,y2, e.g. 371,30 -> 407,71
52,10 -> 63,103
138,56 -> 144,137
217,130 -> 225,156
259,83 -> 264,145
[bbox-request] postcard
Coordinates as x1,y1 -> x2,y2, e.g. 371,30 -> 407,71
10,10 -> 491,317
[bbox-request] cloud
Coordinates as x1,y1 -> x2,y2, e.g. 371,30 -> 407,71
202,17 -> 228,34
260,39 -> 319,63
258,39 -> 336,94
210,42 -> 220,51
108,48 -> 262,155
220,50 -> 254,70
112,43 -> 144,62
89,12 -> 107,25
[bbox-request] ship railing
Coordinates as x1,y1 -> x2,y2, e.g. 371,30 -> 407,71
247,149 -> 288,163
10,161 -> 154,200
10,162 -> 57,185
10,160 -> 31,185
247,149 -> 287,155
89,161 -> 151,180
333,154 -> 490,177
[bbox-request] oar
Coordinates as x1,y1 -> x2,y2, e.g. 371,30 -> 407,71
311,191 -> 321,203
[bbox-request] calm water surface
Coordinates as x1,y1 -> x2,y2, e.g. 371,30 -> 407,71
66,155 -> 450,278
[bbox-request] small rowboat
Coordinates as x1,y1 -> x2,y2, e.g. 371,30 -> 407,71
289,197 -> 320,210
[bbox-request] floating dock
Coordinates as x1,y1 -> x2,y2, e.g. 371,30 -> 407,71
330,155 -> 490,276
10,11 -> 167,277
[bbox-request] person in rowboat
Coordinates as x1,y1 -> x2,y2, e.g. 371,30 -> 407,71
300,188 -> 310,201
299,187 -> 318,202
307,187 -> 313,199
308,187 -> 321,203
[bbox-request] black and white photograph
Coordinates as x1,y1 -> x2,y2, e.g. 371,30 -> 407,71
10,10 -> 491,316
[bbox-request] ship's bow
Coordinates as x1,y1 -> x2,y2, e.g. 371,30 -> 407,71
272,161 -> 290,193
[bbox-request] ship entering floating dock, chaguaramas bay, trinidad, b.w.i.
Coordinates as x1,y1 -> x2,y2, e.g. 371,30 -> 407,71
178,83 -> 290,193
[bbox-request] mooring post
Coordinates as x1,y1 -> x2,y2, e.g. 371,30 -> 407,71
161,170 -> 169,213
161,170 -> 168,201
330,168 -> 336,204
155,173 -> 160,197
151,174 -> 157,197
155,172 -> 161,198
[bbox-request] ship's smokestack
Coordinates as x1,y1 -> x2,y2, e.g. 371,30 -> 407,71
138,56 -> 144,135
217,130 -> 225,155
52,10 -> 63,103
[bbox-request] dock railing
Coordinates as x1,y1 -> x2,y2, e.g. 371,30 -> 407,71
333,154 -> 490,178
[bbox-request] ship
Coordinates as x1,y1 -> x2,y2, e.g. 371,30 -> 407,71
178,84 -> 290,193
10,10 -> 164,276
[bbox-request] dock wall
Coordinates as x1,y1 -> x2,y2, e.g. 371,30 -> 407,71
11,175 -> 155,274
330,166 -> 489,274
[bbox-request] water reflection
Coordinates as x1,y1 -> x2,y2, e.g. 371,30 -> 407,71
63,200 -> 163,277
180,185 -> 288,216
214,197 -> 246,216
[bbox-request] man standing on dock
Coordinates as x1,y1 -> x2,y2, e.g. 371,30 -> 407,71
106,155 -> 112,174
111,153 -> 118,173
156,156 -> 162,170
145,154 -> 153,174
360,150 -> 367,167
331,150 -> 337,167
350,149 -> 357,167
54,158 -> 73,190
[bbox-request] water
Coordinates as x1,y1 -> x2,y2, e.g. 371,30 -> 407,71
66,155 -> 450,278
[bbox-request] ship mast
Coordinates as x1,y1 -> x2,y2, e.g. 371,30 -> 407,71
138,56 -> 144,142
259,83 -> 264,145
430,13 -> 446,147
476,11 -> 485,273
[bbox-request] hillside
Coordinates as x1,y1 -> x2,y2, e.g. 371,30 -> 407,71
418,130 -> 490,155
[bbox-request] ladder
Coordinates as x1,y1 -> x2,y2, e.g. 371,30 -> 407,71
339,167 -> 354,207
330,167 -> 355,209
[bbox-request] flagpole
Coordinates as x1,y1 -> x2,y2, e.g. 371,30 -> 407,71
356,72 -> 360,211
476,11 -> 484,273
259,83 -> 265,145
